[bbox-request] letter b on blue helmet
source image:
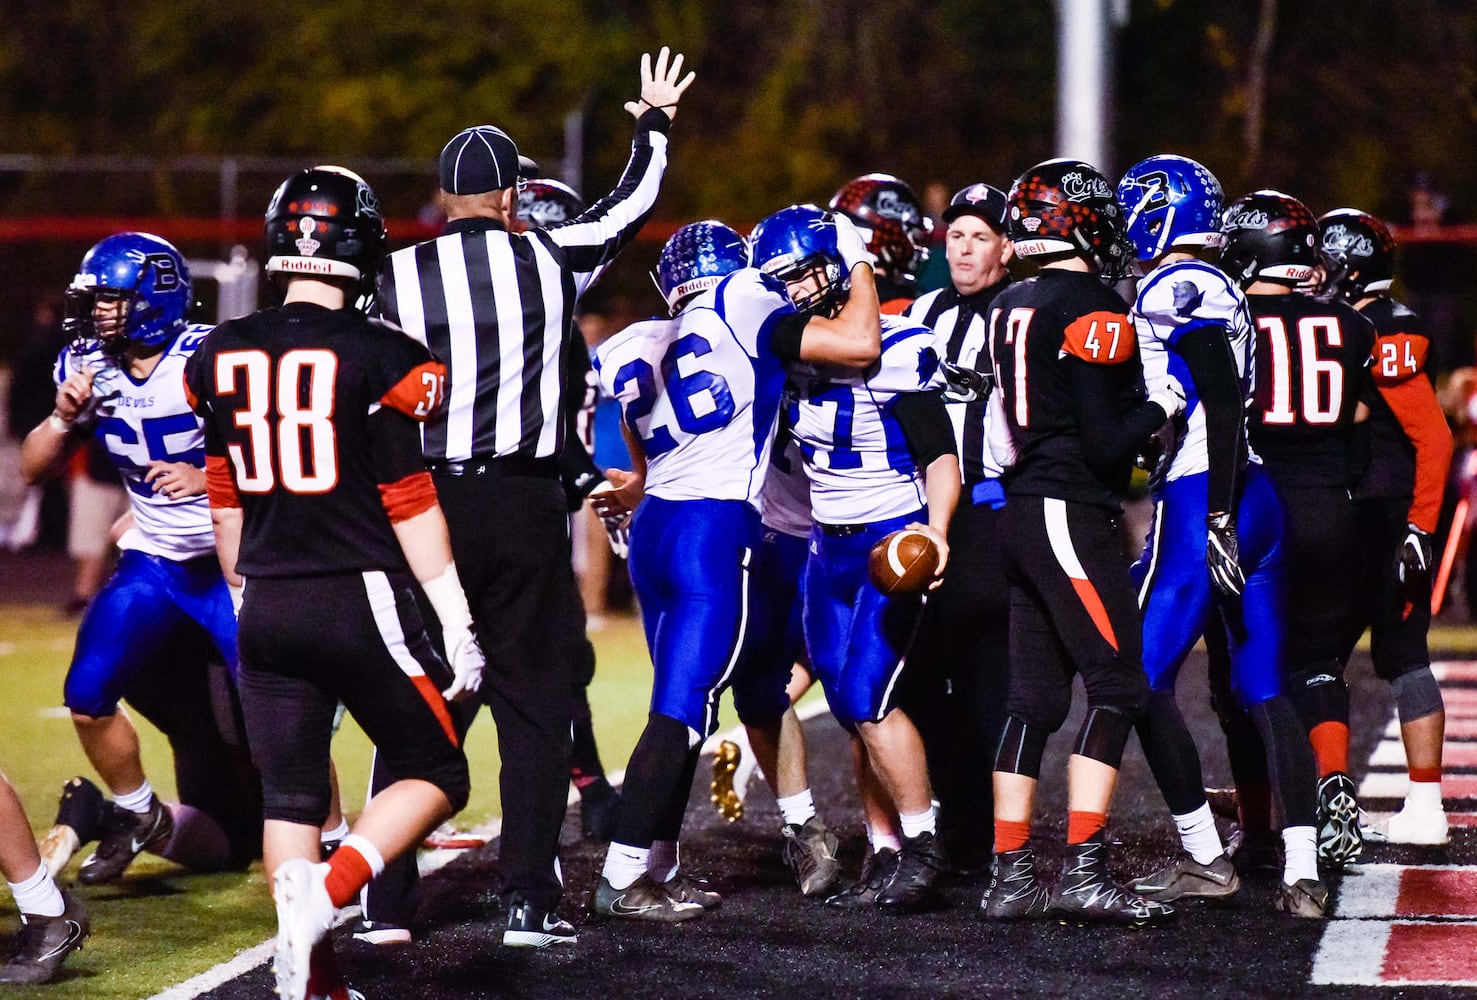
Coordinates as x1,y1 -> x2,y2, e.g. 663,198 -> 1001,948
749,205 -> 846,317
1116,155 -> 1225,262
67,232 -> 191,350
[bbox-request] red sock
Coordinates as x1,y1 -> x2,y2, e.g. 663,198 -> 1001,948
995,818 -> 1032,852
323,845 -> 372,908
1410,766 -> 1443,784
304,938 -> 344,996
1066,810 -> 1108,845
1308,721 -> 1350,777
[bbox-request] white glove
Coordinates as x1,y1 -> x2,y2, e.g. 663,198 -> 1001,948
1147,374 -> 1187,419
228,582 -> 244,617
441,625 -> 485,702
831,214 -> 877,273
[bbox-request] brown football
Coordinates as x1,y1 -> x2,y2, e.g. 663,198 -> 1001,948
867,529 -> 941,595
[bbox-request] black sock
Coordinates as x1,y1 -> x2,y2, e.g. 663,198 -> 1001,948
612,713 -> 693,848
1137,690 -> 1208,815
1250,697 -> 1318,830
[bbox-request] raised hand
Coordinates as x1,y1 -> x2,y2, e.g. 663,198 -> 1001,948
624,46 -> 696,122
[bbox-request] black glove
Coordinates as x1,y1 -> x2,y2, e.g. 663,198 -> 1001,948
1396,523 -> 1434,602
1138,418 -> 1180,489
1206,511 -> 1246,598
940,362 -> 993,404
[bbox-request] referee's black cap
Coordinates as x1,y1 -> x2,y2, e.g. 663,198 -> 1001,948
942,182 -> 1009,232
439,125 -> 540,195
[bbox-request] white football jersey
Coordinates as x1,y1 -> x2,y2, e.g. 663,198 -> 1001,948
594,269 -> 794,504
1132,260 -> 1258,482
55,324 -> 218,560
789,314 -> 946,523
759,432 -> 812,538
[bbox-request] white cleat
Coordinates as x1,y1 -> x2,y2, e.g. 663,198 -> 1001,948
1364,805 -> 1450,846
272,858 -> 336,1000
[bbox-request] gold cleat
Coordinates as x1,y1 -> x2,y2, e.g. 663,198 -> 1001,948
710,740 -> 744,822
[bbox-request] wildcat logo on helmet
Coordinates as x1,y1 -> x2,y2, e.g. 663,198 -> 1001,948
1321,224 -> 1374,258
295,217 -> 321,257
872,189 -> 920,222
1061,171 -> 1114,202
1224,207 -> 1270,230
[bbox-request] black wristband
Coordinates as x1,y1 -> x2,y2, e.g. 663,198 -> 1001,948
636,107 -> 672,134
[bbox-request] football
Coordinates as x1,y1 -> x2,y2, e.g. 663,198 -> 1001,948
867,529 -> 941,595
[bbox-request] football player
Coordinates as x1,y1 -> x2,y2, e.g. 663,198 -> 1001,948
0,771 -> 87,983
1116,156 -> 1325,916
1219,191 -> 1378,869
900,182 -> 1015,873
752,204 -> 957,913
588,217 -> 881,921
19,233 -> 263,884
1320,209 -> 1453,844
829,173 -> 933,314
186,166 -> 481,1000
979,159 -> 1181,927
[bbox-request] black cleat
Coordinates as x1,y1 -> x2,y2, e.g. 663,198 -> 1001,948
876,831 -> 947,913
592,874 -> 704,923
1276,878 -> 1329,918
1316,772 -> 1363,867
781,817 -> 842,897
78,794 -> 174,885
823,847 -> 899,910
0,892 -> 89,984
39,777 -> 114,879
1131,852 -> 1240,902
579,779 -> 620,843
1225,823 -> 1283,878
503,899 -> 577,947
979,849 -> 1053,920
661,872 -> 722,909
1050,835 -> 1175,928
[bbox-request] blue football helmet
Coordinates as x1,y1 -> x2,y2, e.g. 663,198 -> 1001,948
65,232 -> 192,354
653,221 -> 749,314
1116,155 -> 1225,262
750,205 -> 847,317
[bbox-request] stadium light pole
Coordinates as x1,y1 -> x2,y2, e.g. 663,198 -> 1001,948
1055,0 -> 1128,173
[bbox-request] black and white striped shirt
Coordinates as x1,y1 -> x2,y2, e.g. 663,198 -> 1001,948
906,279 -> 1009,482
378,119 -> 669,463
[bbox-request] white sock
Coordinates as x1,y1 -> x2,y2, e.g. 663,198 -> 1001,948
899,806 -> 937,840
776,790 -> 816,828
8,863 -> 64,920
339,834 -> 385,878
1173,803 -> 1224,865
601,842 -> 650,891
115,781 -> 154,814
648,840 -> 679,883
1282,826 -> 1318,884
1406,780 -> 1443,812
867,824 -> 902,854
320,819 -> 349,844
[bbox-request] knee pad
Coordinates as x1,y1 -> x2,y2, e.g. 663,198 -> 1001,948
1073,705 -> 1135,769
1391,666 -> 1444,725
1288,664 -> 1348,730
993,716 -> 1048,779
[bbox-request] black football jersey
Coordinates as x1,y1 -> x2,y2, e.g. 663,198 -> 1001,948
185,302 -> 444,577
988,269 -> 1148,507
1244,293 -> 1376,488
1354,297 -> 1428,501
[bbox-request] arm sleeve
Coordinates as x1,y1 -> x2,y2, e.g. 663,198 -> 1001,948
548,110 -> 671,295
768,312 -> 811,362
368,407 -> 439,523
891,390 -> 957,468
1379,375 -> 1454,532
1068,358 -> 1170,481
1174,324 -> 1246,515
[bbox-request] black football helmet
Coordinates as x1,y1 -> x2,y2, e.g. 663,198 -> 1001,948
1006,158 -> 1134,280
828,173 -> 932,284
516,179 -> 586,231
265,165 -> 386,303
1218,190 -> 1320,289
1317,208 -> 1397,302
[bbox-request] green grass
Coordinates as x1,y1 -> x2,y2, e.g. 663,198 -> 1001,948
0,603 -> 670,999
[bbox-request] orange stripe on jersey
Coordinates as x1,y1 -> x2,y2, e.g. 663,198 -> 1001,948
1069,576 -> 1120,651
1378,374 -> 1454,533
205,455 -> 242,508
880,297 -> 913,316
381,361 -> 446,421
1371,332 -> 1430,385
1062,311 -> 1136,364
410,674 -> 460,747
378,471 -> 438,524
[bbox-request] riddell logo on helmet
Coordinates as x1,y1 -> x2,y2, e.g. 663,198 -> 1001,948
1225,208 -> 1269,230
1061,172 -> 1113,202
277,258 -> 338,274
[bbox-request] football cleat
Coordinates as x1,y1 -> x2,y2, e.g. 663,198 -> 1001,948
781,817 -> 842,897
876,831 -> 947,913
78,794 -> 173,885
592,874 -> 704,923
0,892 -> 89,984
710,740 -> 744,822
823,847 -> 899,910
1316,772 -> 1364,866
1363,804 -> 1449,846
420,823 -> 487,851
1131,852 -> 1240,902
307,989 -> 366,1000
1050,836 -> 1175,928
1225,823 -> 1283,877
579,779 -> 621,843
503,900 -> 577,948
661,872 -> 722,909
40,776 -> 114,879
272,859 -> 336,1000
349,919 -> 411,947
1276,878 -> 1329,918
979,849 -> 1053,920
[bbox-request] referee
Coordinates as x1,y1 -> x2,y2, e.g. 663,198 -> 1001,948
899,183 -> 1014,873
376,48 -> 695,946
